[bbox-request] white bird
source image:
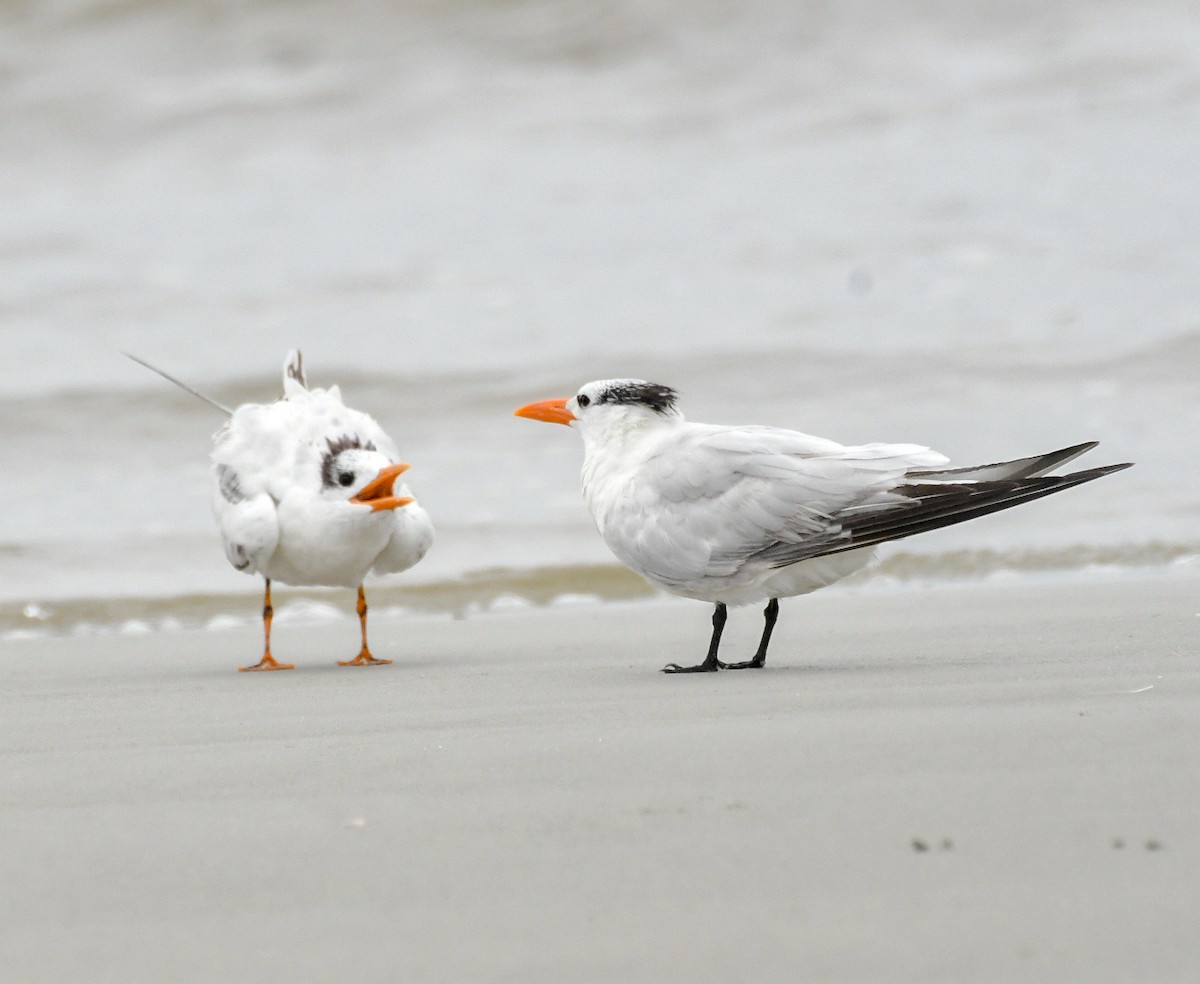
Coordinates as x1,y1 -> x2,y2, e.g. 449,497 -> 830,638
515,379 -> 1131,673
133,351 -> 433,671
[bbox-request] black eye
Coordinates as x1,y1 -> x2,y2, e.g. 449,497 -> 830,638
577,394 -> 591,407
338,471 -> 355,487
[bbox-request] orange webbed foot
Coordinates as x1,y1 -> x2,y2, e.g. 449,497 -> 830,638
337,650 -> 392,667
239,654 -> 295,672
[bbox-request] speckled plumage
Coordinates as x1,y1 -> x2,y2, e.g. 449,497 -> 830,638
211,353 -> 433,589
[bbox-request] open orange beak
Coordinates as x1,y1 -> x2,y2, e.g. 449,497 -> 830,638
349,462 -> 414,511
513,397 -> 574,426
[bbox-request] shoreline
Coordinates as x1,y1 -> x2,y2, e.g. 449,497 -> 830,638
2,572 -> 1198,982
4,543 -> 1196,640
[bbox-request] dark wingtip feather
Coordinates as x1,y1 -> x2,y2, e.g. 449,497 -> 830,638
910,441 -> 1105,482
762,459 -> 1134,570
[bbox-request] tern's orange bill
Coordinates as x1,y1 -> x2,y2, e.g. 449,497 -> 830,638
513,398 -> 573,425
350,462 -> 414,511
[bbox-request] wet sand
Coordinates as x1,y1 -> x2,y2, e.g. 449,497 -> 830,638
1,574 -> 1197,983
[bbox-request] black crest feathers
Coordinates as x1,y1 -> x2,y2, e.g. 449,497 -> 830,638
597,381 -> 679,415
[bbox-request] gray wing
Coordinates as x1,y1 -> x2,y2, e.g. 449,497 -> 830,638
599,426 -> 948,584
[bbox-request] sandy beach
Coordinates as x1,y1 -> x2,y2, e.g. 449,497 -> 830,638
1,572 -> 1196,983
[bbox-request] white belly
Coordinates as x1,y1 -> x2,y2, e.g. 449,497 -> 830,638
262,497 -> 394,588
632,546 -> 878,607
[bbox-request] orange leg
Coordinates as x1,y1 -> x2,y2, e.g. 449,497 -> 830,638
338,585 -> 392,666
239,579 -> 295,672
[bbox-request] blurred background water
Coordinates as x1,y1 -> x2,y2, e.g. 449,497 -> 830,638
2,0 -> 1197,636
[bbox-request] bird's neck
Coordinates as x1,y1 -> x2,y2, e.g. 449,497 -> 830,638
579,413 -> 678,504
580,411 -> 672,460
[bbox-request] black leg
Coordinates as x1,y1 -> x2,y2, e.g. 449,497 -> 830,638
721,598 -> 779,670
663,603 -> 727,673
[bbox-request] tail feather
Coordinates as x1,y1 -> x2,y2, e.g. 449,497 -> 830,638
282,349 -> 307,397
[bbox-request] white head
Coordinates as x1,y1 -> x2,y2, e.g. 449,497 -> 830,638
514,379 -> 683,442
317,433 -> 414,512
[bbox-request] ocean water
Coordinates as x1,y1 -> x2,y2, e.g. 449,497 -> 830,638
2,0 -> 1198,638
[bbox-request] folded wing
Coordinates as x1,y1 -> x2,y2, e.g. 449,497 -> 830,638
212,464 -> 280,574
607,425 -> 946,583
609,430 -> 1129,585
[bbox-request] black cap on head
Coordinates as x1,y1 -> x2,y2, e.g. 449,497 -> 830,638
594,380 -> 678,415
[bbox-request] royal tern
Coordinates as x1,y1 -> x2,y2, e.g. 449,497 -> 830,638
515,379 -> 1131,674
134,351 -> 433,671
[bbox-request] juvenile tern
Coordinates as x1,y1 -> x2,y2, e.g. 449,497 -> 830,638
136,351 -> 433,671
516,379 -> 1131,674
